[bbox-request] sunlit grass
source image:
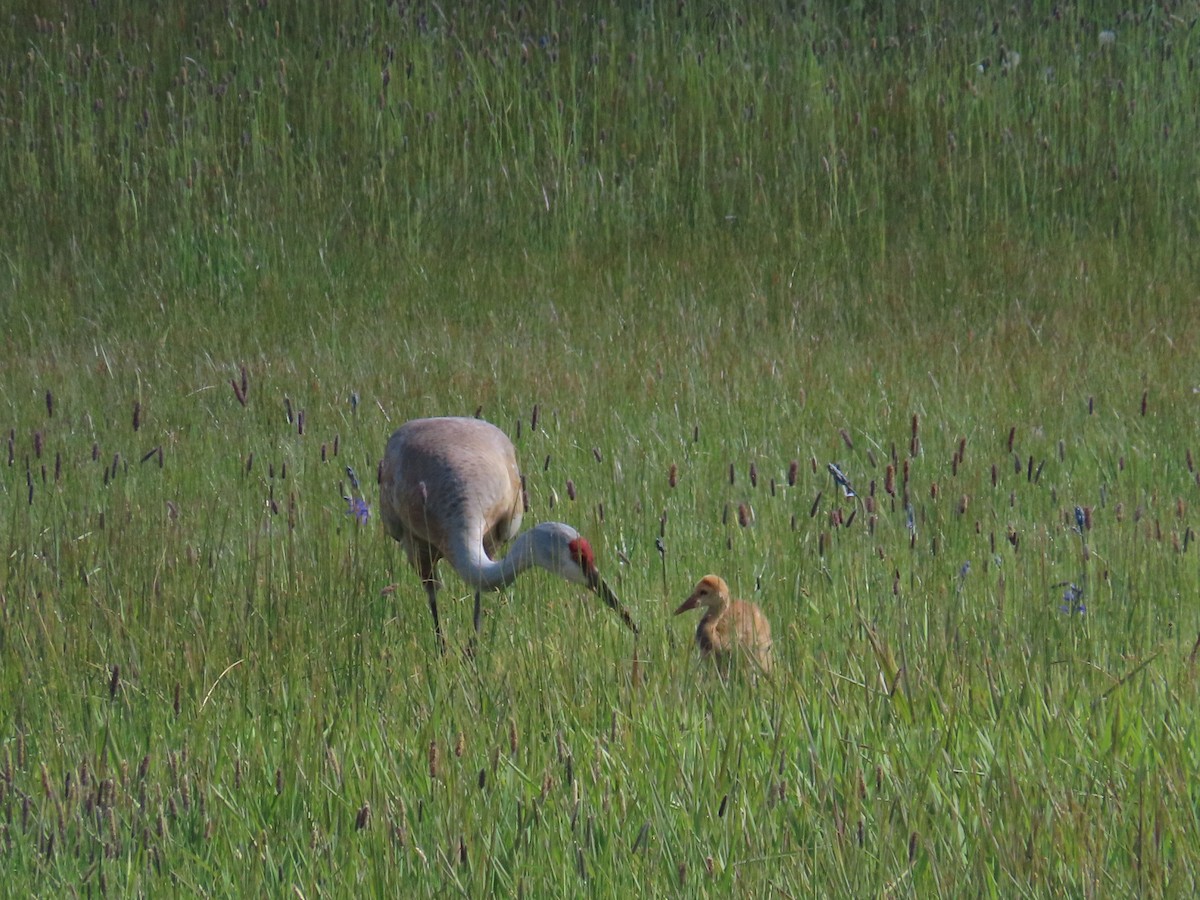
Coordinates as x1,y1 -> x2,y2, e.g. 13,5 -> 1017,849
2,2 -> 1199,896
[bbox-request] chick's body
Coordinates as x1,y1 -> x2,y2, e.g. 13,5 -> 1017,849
675,575 -> 772,675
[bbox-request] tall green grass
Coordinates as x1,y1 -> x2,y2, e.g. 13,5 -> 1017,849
2,2 -> 1199,896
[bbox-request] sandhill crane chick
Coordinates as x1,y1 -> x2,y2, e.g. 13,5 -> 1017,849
674,575 -> 772,675
380,416 -> 638,652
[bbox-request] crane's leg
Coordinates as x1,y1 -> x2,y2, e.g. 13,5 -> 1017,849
423,581 -> 446,655
463,589 -> 483,659
417,554 -> 447,655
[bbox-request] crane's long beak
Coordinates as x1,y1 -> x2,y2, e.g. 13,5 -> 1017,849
673,592 -> 700,615
589,572 -> 639,635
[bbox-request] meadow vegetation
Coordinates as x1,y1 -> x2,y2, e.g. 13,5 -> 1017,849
1,2 -> 1198,895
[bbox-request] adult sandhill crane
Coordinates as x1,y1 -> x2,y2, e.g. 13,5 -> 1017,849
674,574 -> 773,676
380,416 -> 638,652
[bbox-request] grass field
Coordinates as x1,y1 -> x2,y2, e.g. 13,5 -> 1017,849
2,2 -> 1199,896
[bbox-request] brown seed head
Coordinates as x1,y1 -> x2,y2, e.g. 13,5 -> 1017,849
428,741 -> 440,780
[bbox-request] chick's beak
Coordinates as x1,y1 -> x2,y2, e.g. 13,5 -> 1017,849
674,592 -> 700,615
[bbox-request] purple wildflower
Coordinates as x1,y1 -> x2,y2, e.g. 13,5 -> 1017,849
827,462 -> 857,498
346,496 -> 370,525
1057,582 -> 1085,615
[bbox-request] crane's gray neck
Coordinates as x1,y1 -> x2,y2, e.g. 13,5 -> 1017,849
448,527 -> 541,592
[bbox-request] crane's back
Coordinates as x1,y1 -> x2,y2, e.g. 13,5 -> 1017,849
380,417 -> 524,556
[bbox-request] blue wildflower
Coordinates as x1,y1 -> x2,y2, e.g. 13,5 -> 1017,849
827,462 -> 857,498
1057,582 -> 1085,615
346,496 -> 370,525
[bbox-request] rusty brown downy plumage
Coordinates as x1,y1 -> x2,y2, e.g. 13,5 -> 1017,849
674,574 -> 772,676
